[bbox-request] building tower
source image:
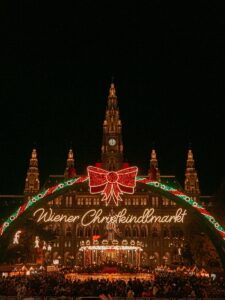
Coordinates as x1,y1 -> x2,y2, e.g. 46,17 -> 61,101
64,148 -> 76,178
24,148 -> 40,197
184,148 -> 200,198
148,148 -> 160,181
101,82 -> 123,170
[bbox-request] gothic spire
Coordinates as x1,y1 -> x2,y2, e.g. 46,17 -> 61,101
109,82 -> 116,98
24,148 -> 40,197
101,82 -> 123,170
184,147 -> 200,197
64,148 -> 76,178
148,148 -> 160,181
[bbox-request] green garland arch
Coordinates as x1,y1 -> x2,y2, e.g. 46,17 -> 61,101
0,174 -> 225,268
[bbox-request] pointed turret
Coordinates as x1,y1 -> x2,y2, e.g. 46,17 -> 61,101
109,82 -> 116,98
64,148 -> 76,178
24,148 -> 40,197
184,147 -> 200,197
148,148 -> 160,181
101,81 -> 123,170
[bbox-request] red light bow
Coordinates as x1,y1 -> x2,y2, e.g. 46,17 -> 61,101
87,166 -> 138,206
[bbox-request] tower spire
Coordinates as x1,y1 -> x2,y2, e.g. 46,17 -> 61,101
148,148 -> 160,181
184,147 -> 200,197
64,148 -> 76,178
24,148 -> 40,197
109,82 -> 116,98
101,81 -> 123,170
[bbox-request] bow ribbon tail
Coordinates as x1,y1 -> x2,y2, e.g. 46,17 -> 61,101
102,183 -> 113,205
112,182 -> 122,205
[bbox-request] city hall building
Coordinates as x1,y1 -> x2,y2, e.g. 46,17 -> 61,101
7,83 -> 208,267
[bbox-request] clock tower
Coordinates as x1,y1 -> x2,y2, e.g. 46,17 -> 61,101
101,82 -> 123,170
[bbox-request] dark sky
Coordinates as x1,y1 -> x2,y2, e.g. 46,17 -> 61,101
0,1 -> 224,195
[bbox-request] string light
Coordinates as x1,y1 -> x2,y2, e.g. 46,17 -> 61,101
0,170 -> 224,249
88,166 -> 138,206
136,177 -> 225,241
42,241 -> 47,250
79,245 -> 143,251
13,230 -> 22,244
34,236 -> 40,248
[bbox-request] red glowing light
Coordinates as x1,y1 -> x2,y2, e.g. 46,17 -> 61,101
87,166 -> 138,206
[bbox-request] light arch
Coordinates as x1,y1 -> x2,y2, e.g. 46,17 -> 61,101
0,174 -> 225,268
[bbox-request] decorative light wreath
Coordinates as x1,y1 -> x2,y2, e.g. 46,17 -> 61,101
0,172 -> 225,243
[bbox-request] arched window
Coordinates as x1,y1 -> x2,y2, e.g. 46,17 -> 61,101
163,227 -> 169,238
85,227 -> 91,237
141,226 -> 147,237
133,226 -> 138,237
152,227 -> 158,238
54,225 -> 60,236
77,226 -> 83,237
125,226 -> 131,237
93,226 -> 99,236
66,226 -> 72,237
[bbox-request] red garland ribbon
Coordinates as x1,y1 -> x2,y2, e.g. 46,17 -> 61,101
87,166 -> 138,205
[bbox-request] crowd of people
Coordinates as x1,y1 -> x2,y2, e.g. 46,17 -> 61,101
0,271 -> 225,298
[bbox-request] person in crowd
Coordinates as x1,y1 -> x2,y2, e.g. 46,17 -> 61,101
0,271 -> 225,298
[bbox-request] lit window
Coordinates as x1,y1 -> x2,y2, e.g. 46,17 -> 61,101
48,200 -> 53,206
141,198 -> 147,205
85,198 -> 92,205
65,196 -> 72,207
163,197 -> 169,206
155,197 -> 159,207
93,198 -> 100,205
54,197 -> 62,206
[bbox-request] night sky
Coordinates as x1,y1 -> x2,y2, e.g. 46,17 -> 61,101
0,1 -> 224,195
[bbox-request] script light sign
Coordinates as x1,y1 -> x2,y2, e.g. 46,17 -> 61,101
33,207 -> 187,226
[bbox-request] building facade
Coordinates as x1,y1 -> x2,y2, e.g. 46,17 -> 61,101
20,83 -> 210,268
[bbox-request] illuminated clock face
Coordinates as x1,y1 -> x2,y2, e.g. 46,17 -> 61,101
108,138 -> 116,146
